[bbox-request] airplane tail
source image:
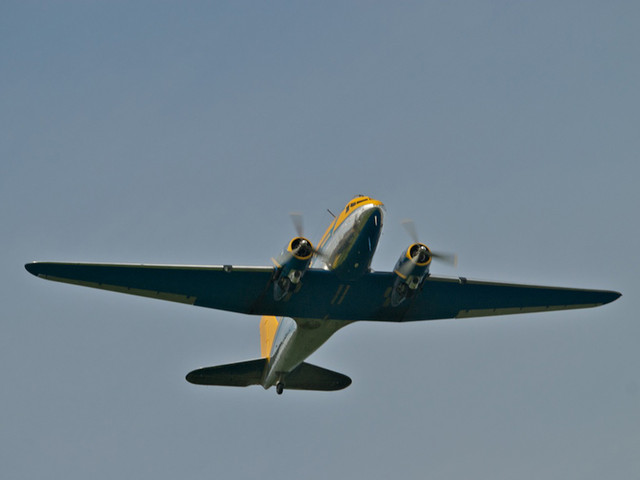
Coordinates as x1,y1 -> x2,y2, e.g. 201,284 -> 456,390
186,315 -> 352,391
186,359 -> 351,391
260,315 -> 280,358
185,316 -> 282,387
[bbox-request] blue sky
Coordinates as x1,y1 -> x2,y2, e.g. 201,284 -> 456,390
2,2 -> 638,479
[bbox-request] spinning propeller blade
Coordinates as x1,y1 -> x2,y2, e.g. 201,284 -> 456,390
289,212 -> 327,261
290,212 -> 305,237
401,219 -> 457,267
401,219 -> 420,244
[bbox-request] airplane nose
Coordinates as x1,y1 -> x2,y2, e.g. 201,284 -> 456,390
358,204 -> 383,245
369,204 -> 384,229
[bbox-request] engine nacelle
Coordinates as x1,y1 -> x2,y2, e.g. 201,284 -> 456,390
272,237 -> 314,300
391,243 -> 432,306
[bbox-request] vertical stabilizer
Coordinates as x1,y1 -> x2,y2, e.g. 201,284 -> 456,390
260,315 -> 280,358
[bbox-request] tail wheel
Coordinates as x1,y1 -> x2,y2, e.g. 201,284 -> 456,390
276,382 -> 284,395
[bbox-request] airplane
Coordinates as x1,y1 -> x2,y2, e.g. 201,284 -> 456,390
25,195 -> 621,395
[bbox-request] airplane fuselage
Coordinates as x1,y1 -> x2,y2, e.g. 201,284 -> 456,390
261,196 -> 384,391
315,198 -> 384,280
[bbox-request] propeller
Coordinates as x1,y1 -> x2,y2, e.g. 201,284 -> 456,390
290,212 -> 305,238
401,219 -> 458,267
289,212 -> 327,260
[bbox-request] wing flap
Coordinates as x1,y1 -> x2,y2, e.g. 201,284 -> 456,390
35,272 -> 198,305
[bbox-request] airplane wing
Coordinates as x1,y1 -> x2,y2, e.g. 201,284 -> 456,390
25,262 -> 620,322
24,262 -> 276,313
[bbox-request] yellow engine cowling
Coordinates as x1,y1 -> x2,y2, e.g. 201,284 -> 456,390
391,243 -> 431,306
272,237 -> 314,300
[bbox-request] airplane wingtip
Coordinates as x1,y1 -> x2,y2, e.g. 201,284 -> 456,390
602,290 -> 622,305
25,262 -> 39,276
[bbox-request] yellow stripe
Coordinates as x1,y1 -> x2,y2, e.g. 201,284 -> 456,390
333,196 -> 383,231
337,285 -> 350,304
260,315 -> 280,358
318,196 -> 383,250
331,285 -> 344,305
383,287 -> 392,307
317,217 -> 337,250
393,269 -> 407,280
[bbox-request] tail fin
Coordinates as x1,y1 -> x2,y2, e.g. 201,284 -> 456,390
186,360 -> 351,391
260,315 -> 280,358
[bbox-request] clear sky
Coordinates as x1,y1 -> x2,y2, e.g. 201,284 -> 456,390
2,2 -> 638,479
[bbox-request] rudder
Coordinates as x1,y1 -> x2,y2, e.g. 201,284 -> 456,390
260,315 -> 280,358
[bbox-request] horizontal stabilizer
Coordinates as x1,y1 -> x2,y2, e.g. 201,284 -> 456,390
186,359 -> 267,387
185,359 -> 351,391
284,362 -> 352,391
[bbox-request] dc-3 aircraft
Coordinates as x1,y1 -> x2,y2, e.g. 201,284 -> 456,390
26,195 -> 621,394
